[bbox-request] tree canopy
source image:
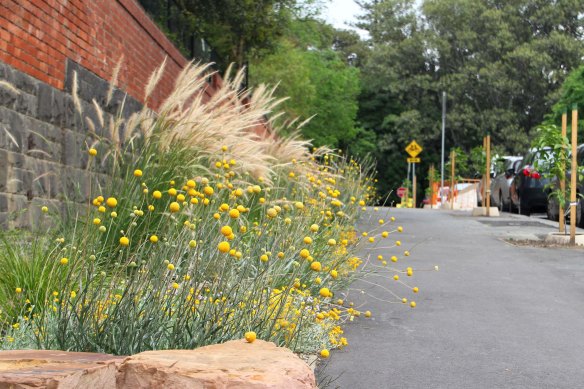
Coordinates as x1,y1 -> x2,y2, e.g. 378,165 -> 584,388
356,0 -> 584,197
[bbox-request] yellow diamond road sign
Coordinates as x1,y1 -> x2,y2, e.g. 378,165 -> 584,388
405,140 -> 422,157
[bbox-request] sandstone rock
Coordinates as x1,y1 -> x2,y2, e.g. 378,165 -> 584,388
0,350 -> 125,388
117,340 -> 317,389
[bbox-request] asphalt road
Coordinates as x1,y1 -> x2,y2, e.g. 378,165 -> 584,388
320,208 -> 584,389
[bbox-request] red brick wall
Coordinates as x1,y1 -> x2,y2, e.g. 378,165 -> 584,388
0,0 -> 216,110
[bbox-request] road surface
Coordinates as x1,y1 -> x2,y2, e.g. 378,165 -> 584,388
320,208 -> 584,389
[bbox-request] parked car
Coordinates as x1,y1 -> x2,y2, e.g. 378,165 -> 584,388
510,148 -> 552,215
545,144 -> 584,227
490,156 -> 523,212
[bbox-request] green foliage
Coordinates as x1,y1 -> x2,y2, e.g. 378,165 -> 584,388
532,124 -> 570,207
356,0 -> 584,195
251,19 -> 363,151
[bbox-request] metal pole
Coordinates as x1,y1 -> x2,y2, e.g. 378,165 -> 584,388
413,162 -> 416,208
486,134 -> 491,216
441,91 -> 446,204
570,105 -> 578,245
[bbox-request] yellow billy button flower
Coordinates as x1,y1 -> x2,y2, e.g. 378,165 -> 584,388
134,169 -> 143,177
203,186 -> 214,196
169,202 -> 180,213
381,231 -> 389,238
60,257 -> 68,265
327,239 -> 336,246
267,208 -> 277,218
88,148 -> 97,156
398,226 -> 403,232
98,206 -> 106,213
234,188 -> 243,197
310,224 -> 319,232
70,291 -> 77,298
410,301 -> 416,308
220,226 -> 233,237
299,249 -> 310,259
260,254 -> 269,262
167,263 -> 175,271
391,216 -> 396,222
365,311 -> 372,318
320,349 -> 330,358
404,250 -> 410,257
368,237 -> 375,243
111,211 -> 117,218
393,275 -> 399,281
330,270 -> 338,279
294,202 -> 304,210
229,209 -> 240,219
119,237 -> 129,246
177,194 -> 186,202
106,197 -> 117,207
303,236 -> 313,244
245,331 -> 256,343
413,287 -> 419,293
218,241 -> 230,253
15,287 -> 22,294
189,240 -> 197,248
148,205 -> 155,211
168,188 -> 177,197
391,255 -> 398,263
41,206 -> 48,213
172,282 -> 179,289
277,252 -> 285,259
153,190 -> 162,199
150,235 -> 158,243
98,226 -> 106,233
319,287 -> 331,298
284,218 -> 292,225
310,261 -> 322,271
93,218 -> 101,225
396,240 -> 401,246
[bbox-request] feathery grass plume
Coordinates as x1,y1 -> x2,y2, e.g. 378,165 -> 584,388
92,99 -> 104,128
71,71 -> 82,115
106,55 -> 124,106
0,80 -> 19,95
144,57 -> 167,103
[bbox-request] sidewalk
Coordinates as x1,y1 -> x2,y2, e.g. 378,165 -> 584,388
320,208 -> 584,389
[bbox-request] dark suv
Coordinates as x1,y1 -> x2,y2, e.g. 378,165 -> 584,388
545,144 -> 584,227
510,148 -> 551,216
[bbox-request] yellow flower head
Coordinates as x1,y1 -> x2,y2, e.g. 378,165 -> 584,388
169,202 -> 180,213
106,197 -> 117,208
60,257 -> 68,265
218,241 -> 230,253
88,148 -> 97,156
244,331 -> 256,343
220,225 -> 233,237
229,209 -> 240,219
153,190 -> 162,199
134,169 -> 143,177
150,235 -> 158,243
119,237 -> 130,246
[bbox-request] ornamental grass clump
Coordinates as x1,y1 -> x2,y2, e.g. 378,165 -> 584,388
0,61 -> 426,357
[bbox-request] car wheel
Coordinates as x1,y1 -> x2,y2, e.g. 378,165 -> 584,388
547,197 -> 559,221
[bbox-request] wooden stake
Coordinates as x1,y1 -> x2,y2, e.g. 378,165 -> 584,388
482,137 -> 487,205
560,110 -> 567,233
570,105 -> 578,245
429,164 -> 434,208
486,135 -> 491,216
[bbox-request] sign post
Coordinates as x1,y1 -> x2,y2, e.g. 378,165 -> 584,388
405,141 -> 423,209
486,134 -> 491,216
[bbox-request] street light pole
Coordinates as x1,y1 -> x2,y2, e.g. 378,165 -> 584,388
441,91 -> 446,204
